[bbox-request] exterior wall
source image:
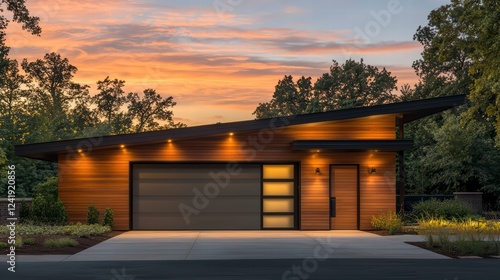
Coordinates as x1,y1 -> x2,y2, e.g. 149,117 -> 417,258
58,115 -> 396,230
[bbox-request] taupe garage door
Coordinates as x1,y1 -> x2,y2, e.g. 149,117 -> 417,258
132,163 -> 261,229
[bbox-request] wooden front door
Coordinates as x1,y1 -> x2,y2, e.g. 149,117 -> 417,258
330,165 -> 359,229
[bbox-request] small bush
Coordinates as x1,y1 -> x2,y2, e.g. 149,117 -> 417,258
102,208 -> 114,228
28,177 -> 67,225
43,237 -> 79,248
412,198 -> 476,220
24,238 -> 36,245
0,242 -> 7,249
371,210 -> 403,235
15,237 -> 24,248
87,204 -> 99,225
20,201 -> 32,221
32,177 -> 58,201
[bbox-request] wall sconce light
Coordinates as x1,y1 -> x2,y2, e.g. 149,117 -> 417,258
120,144 -> 125,148
368,167 -> 376,174
315,168 -> 320,175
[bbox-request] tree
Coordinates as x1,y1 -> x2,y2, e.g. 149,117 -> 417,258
94,77 -> 127,124
254,75 -> 314,118
0,59 -> 30,142
404,0 -> 500,207
407,113 -> 500,207
413,0 -> 500,144
0,0 -> 41,73
254,59 -> 398,119
127,89 -> 177,133
21,52 -> 89,119
315,59 -> 397,110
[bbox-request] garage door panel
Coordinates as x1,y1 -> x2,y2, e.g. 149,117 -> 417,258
133,213 -> 261,230
134,164 -> 261,179
133,180 -> 261,196
133,195 -> 261,212
133,163 -> 262,230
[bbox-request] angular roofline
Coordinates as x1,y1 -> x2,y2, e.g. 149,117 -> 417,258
15,94 -> 466,161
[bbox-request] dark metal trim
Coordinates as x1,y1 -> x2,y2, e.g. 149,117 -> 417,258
291,140 -> 413,151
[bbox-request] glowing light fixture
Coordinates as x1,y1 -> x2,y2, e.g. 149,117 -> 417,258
77,149 -> 83,153
167,139 -> 172,143
229,132 -> 234,136
120,144 -> 125,148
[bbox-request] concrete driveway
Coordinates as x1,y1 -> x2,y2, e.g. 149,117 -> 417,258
60,230 -> 448,261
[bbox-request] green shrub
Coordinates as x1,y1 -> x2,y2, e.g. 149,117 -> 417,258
0,242 -> 7,249
32,176 -> 58,201
15,237 -> 24,248
102,208 -> 114,228
87,204 -> 99,224
411,198 -> 476,220
24,238 -> 36,245
371,210 -> 403,235
20,201 -> 32,221
43,237 -> 79,248
28,177 -> 67,225
31,195 -> 67,225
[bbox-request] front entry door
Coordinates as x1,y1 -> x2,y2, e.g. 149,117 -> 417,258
330,165 -> 359,229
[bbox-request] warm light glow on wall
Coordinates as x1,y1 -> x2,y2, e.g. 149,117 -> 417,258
167,139 -> 172,143
229,132 -> 234,136
120,144 -> 125,148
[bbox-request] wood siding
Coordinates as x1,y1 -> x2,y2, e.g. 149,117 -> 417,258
58,115 -> 396,230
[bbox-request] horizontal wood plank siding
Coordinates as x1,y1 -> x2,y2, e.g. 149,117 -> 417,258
58,115 -> 396,230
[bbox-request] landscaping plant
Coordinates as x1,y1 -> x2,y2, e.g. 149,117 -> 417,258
87,203 -> 100,224
411,198 -> 476,220
43,237 -> 79,248
371,210 -> 403,235
103,208 -> 114,228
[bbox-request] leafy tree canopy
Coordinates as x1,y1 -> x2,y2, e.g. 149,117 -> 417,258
254,59 -> 397,119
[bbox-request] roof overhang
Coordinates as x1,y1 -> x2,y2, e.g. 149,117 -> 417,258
15,94 -> 466,161
291,140 -> 413,152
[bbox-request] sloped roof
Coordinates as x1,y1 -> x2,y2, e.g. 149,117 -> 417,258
15,94 -> 466,161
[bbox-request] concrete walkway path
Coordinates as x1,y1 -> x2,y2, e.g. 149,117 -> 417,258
56,230 -> 448,261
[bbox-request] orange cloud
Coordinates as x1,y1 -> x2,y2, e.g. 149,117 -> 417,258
4,0 -> 421,126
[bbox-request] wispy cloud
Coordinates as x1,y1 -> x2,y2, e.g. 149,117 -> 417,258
5,0 -> 429,125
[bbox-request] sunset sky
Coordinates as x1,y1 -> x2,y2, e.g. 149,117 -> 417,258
6,0 -> 449,126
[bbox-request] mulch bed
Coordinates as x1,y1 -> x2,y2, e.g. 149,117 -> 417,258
1,231 -> 124,255
406,241 -> 500,259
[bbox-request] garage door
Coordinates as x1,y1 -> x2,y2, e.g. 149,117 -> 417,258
132,163 -> 261,229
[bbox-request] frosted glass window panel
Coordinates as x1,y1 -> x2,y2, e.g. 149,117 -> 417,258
263,165 -> 294,179
263,198 -> 294,212
263,182 -> 294,196
263,215 -> 294,228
